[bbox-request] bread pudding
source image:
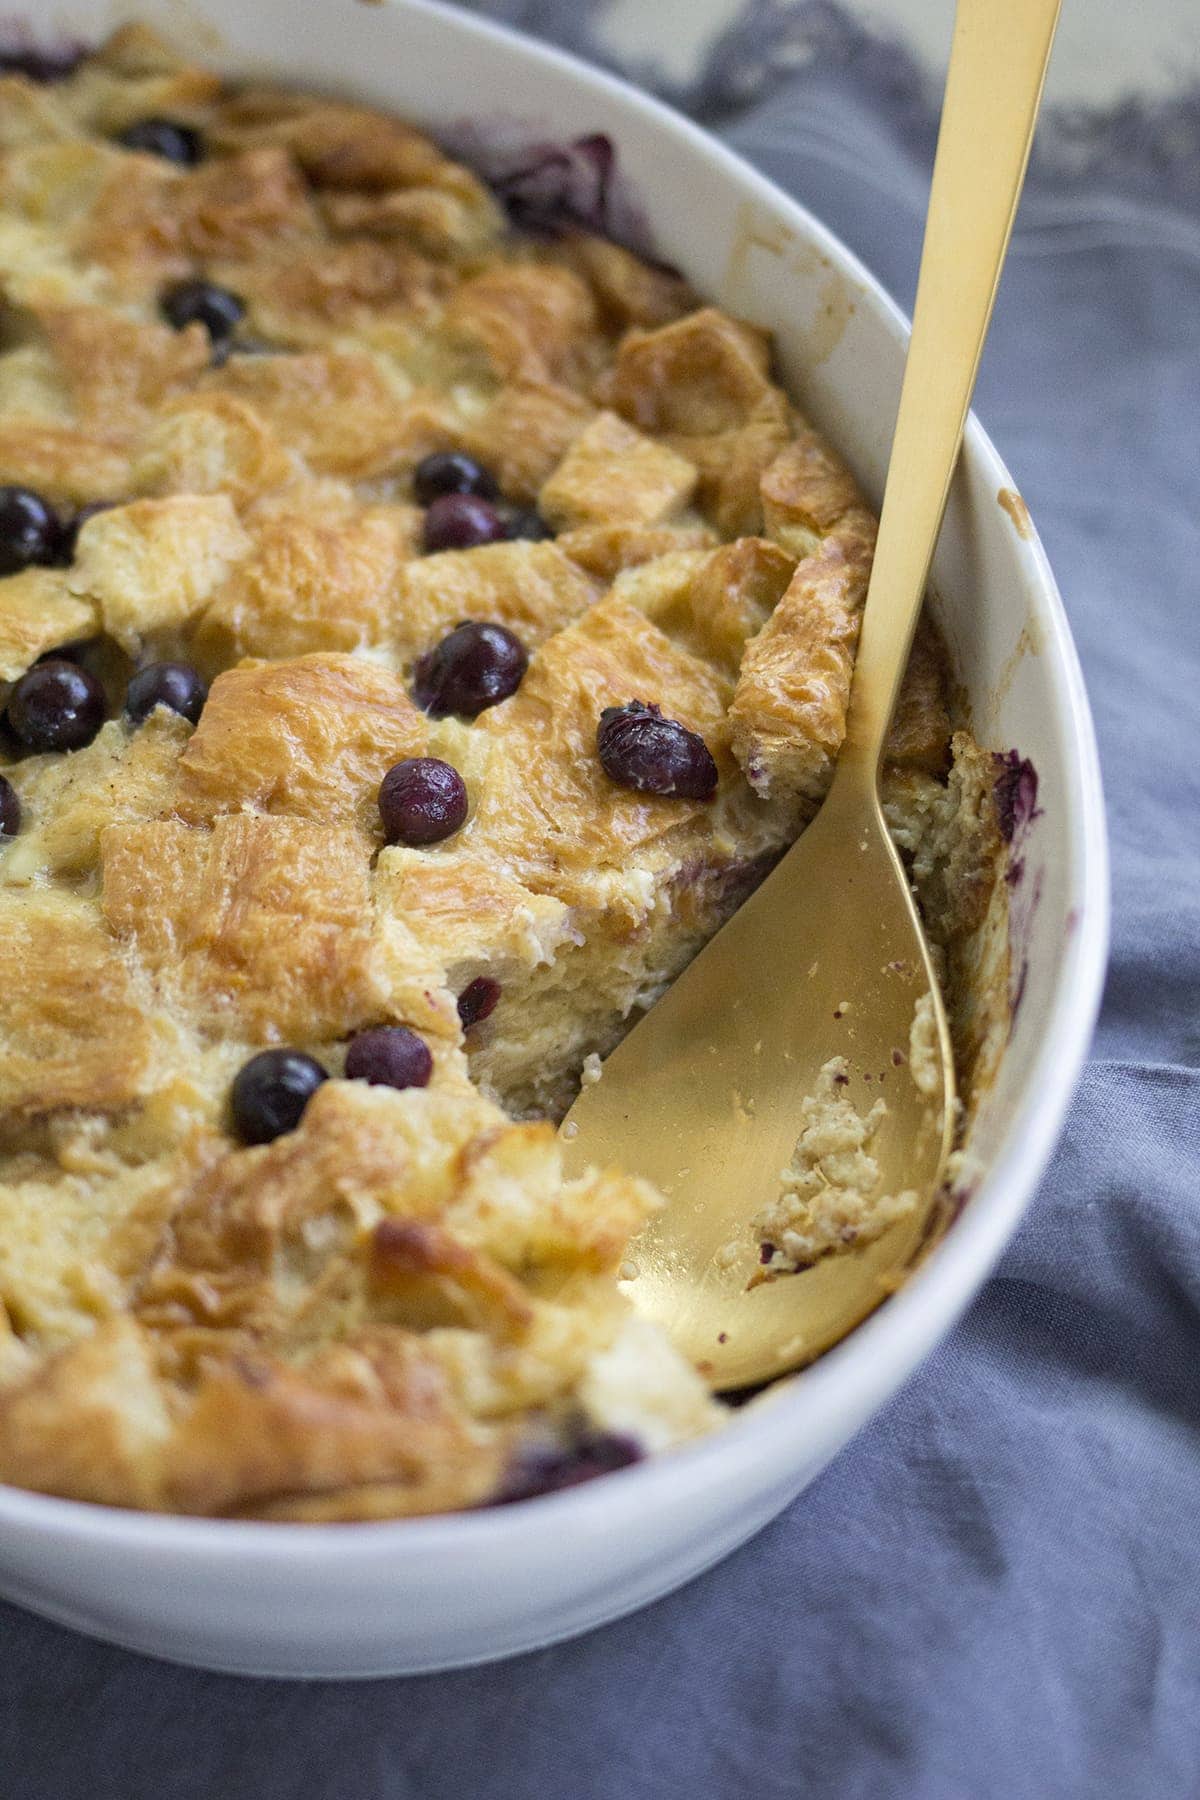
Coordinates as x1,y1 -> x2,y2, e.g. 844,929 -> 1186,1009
0,26 -> 1011,1519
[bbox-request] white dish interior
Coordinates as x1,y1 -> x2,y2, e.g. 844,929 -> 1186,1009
0,0 -> 1107,1677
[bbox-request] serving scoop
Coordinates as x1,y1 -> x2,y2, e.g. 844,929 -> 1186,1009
559,0 -> 1061,1391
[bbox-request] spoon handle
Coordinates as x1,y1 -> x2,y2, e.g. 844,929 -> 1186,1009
843,0 -> 1061,767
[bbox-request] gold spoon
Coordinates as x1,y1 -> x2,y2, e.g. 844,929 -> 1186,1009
560,0 -> 1062,1391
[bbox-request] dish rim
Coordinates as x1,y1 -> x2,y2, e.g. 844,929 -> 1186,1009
0,0 -> 1109,1554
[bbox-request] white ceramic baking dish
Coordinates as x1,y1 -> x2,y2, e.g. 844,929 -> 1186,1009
0,0 -> 1107,1677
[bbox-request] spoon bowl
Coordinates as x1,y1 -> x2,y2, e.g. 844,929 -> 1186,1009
562,761 -> 953,1390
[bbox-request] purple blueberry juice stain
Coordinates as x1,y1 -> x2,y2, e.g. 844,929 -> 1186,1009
668,849 -> 782,925
993,750 -> 1044,1029
490,1428 -> 644,1505
492,132 -> 616,238
443,119 -> 658,256
1007,866 -> 1043,1021
993,750 -> 1040,847
0,24 -> 85,82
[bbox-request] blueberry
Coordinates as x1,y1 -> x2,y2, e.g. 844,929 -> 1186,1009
505,508 -> 553,542
117,118 -> 203,165
344,1026 -> 433,1091
230,1049 -> 327,1145
0,775 -> 20,839
491,1428 -> 643,1504
160,279 -> 245,345
412,621 -> 527,718
421,494 -> 507,555
0,486 -> 62,576
378,756 -> 468,846
7,659 -> 106,752
597,700 -> 718,800
124,661 -> 208,727
413,451 -> 499,506
56,499 -> 119,565
0,44 -> 83,83
457,976 -> 501,1030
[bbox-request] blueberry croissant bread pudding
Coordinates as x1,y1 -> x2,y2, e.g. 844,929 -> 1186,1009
0,27 -> 1011,1518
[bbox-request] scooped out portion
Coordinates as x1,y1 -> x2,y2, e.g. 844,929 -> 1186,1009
0,27 -> 1010,1518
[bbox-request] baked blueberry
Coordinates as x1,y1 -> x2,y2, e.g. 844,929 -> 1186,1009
344,1026 -> 433,1091
457,976 -> 501,1030
230,1049 -> 327,1145
491,1429 -> 643,1504
7,659 -> 106,752
421,493 -> 508,555
0,486 -> 61,577
413,451 -> 499,506
505,508 -> 553,542
0,44 -> 83,82
0,775 -> 20,839
412,621 -> 527,718
117,118 -> 204,164
378,756 -> 468,846
160,278 -> 245,345
597,700 -> 718,800
125,661 -> 208,727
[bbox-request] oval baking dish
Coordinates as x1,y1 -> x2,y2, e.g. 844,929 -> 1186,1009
0,0 -> 1106,1676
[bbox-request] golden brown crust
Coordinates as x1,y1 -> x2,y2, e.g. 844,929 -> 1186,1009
203,353 -> 414,477
729,428 -> 877,808
730,538 -> 872,810
70,494 -> 251,654
192,501 -> 417,670
133,392 -> 296,504
442,261 -> 602,388
675,537 -> 797,671
0,422 -> 132,506
5,712 -> 189,883
538,410 -> 698,529
0,29 -> 1002,1521
392,540 -> 599,664
885,615 -> 953,775
466,594 -> 734,899
605,307 -> 775,435
561,232 -> 695,331
0,890 -> 158,1117
0,569 -> 96,682
101,814 -> 387,1043
555,521 -> 719,582
603,309 -> 792,536
176,653 -> 428,827
460,380 -> 594,503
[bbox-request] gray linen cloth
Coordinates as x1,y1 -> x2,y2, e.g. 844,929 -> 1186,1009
4,5 -> 1199,1794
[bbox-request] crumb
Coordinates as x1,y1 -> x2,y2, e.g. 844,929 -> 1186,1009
909,992 -> 940,1097
752,1057 -> 917,1269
